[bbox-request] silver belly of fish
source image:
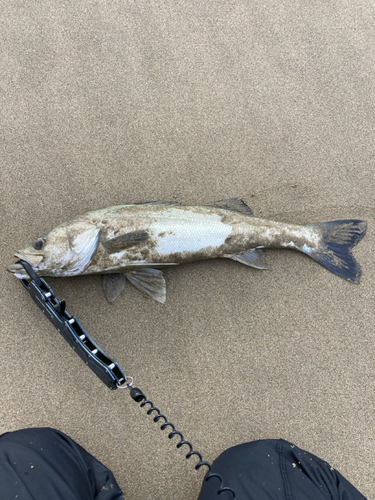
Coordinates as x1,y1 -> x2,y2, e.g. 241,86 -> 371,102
86,208 -> 240,273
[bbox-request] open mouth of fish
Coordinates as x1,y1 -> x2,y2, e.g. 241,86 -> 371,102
7,253 -> 42,279
7,263 -> 29,279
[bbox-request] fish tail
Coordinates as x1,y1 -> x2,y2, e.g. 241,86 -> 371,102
302,220 -> 367,283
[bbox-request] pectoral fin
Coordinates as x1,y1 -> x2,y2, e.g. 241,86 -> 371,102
125,268 -> 166,303
102,273 -> 127,303
229,248 -> 266,269
102,230 -> 149,253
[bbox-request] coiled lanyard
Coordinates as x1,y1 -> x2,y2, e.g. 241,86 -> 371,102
16,260 -> 236,499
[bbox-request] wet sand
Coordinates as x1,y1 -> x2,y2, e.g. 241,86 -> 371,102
1,2 -> 374,498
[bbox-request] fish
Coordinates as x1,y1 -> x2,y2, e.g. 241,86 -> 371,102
7,199 -> 367,304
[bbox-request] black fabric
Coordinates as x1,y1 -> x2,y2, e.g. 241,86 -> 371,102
0,427 -> 125,500
0,429 -> 367,500
198,439 -> 367,500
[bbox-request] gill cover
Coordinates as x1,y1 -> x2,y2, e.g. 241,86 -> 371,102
64,224 -> 100,275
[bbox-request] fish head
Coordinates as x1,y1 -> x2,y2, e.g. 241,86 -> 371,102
8,220 -> 100,279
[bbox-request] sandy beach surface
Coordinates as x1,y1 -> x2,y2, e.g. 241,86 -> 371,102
1,2 -> 374,498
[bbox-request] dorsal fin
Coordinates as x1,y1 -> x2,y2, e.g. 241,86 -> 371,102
205,198 -> 254,216
126,201 -> 181,206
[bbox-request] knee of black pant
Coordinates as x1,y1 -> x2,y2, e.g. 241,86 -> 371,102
198,439 -> 284,500
1,426 -> 61,442
0,427 -> 125,500
198,439 -> 367,500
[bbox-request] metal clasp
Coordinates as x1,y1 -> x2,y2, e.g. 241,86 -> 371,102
117,376 -> 134,389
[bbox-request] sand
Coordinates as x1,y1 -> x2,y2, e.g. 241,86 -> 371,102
1,1 -> 374,498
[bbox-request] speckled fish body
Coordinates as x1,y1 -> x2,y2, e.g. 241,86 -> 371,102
52,204 -> 322,274
8,199 -> 367,303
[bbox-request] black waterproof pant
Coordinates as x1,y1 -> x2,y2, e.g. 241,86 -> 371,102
198,438 -> 367,500
0,428 -> 367,500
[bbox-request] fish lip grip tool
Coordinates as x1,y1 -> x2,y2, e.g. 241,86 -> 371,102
17,259 -> 128,390
15,259 -> 236,499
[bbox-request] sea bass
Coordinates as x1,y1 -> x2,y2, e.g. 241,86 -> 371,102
8,199 -> 367,303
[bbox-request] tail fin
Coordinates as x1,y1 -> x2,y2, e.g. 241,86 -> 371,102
304,220 -> 367,283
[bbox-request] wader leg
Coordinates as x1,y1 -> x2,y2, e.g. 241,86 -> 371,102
198,439 -> 367,500
0,427 -> 125,500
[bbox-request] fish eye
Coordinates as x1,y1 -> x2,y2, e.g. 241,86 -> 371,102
34,238 -> 46,250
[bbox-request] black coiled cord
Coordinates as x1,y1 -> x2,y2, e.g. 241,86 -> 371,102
130,387 -> 236,498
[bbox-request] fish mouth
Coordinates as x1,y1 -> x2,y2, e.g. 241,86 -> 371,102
7,262 -> 29,279
7,253 -> 43,280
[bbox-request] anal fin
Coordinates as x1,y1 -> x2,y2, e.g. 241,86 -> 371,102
103,273 -> 127,303
125,268 -> 166,303
228,248 -> 266,269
